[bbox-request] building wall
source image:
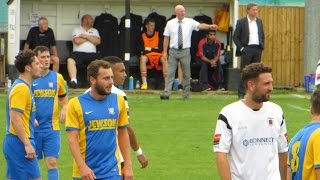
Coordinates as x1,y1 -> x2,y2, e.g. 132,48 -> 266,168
0,0 -> 8,32
239,0 -> 304,6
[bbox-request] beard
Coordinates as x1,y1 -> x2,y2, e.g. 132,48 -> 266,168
252,91 -> 270,103
95,83 -> 111,96
32,73 -> 42,80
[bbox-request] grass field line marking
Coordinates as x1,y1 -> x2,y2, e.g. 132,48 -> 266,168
287,104 -> 309,112
291,94 -> 309,99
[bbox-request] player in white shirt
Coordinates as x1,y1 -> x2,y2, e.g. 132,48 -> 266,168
85,57 -> 148,168
213,63 -> 288,180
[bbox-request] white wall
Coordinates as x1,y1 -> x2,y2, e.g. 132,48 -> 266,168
20,1 -> 232,44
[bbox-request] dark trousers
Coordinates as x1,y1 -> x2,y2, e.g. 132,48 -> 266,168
199,60 -> 223,89
238,46 -> 263,97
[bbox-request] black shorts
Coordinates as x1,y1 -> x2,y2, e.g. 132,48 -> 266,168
71,52 -> 101,67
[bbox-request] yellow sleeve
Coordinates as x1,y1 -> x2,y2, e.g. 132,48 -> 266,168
117,94 -> 129,128
10,84 -> 30,112
57,73 -> 67,96
65,97 -> 81,130
312,130 -> 320,168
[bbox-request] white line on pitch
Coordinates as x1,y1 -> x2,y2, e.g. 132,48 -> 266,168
287,104 -> 309,112
292,94 -> 309,99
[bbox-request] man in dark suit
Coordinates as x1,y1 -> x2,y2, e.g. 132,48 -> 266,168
233,3 -> 265,98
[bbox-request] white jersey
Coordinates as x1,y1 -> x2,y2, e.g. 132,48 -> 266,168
84,85 -> 129,163
213,100 -> 288,180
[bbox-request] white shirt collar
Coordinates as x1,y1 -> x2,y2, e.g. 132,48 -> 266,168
176,17 -> 185,23
81,26 -> 92,32
247,16 -> 257,22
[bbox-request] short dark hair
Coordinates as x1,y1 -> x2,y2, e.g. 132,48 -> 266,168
242,63 -> 272,89
145,18 -> 155,25
247,3 -> 258,11
103,56 -> 123,65
206,29 -> 216,35
14,50 -> 36,73
311,89 -> 320,115
87,60 -> 111,82
33,46 -> 50,56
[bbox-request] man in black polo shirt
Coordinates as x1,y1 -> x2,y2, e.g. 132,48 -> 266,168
24,17 -> 59,72
197,30 -> 223,90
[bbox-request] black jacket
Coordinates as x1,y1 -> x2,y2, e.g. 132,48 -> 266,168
146,12 -> 167,36
191,15 -> 213,62
119,13 -> 143,57
94,13 -> 120,56
233,17 -> 264,56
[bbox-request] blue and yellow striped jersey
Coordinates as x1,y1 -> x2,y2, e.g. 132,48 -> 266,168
288,122 -> 320,180
66,92 -> 129,179
6,78 -> 36,138
32,71 -> 66,131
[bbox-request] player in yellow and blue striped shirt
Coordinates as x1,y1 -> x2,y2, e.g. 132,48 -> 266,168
288,89 -> 320,180
32,46 -> 68,180
66,60 -> 133,180
3,50 -> 43,180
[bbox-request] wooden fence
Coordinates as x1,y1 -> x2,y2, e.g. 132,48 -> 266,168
239,5 -> 304,87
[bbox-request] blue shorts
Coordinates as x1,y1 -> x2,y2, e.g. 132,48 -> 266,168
34,130 -> 60,159
3,134 -> 41,179
73,175 -> 121,180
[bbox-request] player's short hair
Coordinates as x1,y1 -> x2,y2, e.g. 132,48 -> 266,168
103,56 -> 123,65
145,18 -> 155,25
33,46 -> 50,57
14,50 -> 36,73
206,29 -> 217,35
242,63 -> 272,89
87,59 -> 111,81
311,89 -> 320,115
247,3 -> 258,11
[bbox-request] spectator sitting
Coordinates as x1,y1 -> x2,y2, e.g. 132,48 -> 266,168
67,14 -> 101,88
137,18 -> 168,90
196,30 -> 224,90
23,17 -> 60,72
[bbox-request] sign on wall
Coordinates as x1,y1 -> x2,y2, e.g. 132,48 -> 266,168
8,5 -> 15,44
30,13 -> 40,28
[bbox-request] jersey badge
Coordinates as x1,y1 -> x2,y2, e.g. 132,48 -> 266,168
267,117 -> 273,126
108,108 -> 115,115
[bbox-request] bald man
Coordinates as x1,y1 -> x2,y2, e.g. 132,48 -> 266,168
67,14 -> 101,89
160,5 -> 218,100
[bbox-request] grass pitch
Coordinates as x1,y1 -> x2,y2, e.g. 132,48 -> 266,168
0,91 -> 311,179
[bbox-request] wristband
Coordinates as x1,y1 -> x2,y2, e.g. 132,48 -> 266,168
135,147 -> 143,156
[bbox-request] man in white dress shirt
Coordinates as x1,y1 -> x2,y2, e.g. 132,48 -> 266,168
233,3 -> 265,99
160,4 -> 218,100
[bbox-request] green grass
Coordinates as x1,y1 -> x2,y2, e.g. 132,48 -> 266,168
0,92 -> 312,179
